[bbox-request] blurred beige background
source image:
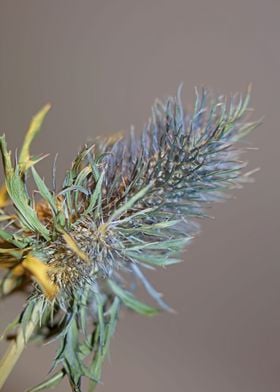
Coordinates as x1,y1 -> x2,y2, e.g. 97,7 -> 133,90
0,1 -> 279,391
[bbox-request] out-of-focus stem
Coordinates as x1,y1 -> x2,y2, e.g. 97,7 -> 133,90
0,305 -> 39,390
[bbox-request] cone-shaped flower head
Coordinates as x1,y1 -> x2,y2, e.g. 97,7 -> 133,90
0,87 -> 259,391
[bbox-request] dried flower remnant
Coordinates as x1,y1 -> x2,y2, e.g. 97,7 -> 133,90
0,87 -> 259,391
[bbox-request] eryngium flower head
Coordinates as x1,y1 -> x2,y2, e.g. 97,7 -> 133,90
0,87 -> 259,391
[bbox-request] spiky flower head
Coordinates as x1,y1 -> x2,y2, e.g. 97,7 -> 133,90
0,87 -> 259,391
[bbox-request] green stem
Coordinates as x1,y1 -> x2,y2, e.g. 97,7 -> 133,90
0,305 -> 39,390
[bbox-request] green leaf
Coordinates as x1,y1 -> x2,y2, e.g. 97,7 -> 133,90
125,251 -> 181,266
96,294 -> 105,351
126,237 -> 192,252
109,183 -> 153,221
8,170 -> 50,239
55,313 -> 97,389
31,167 -> 58,214
73,165 -> 92,209
26,370 -> 65,392
118,220 -> 179,236
108,280 -> 159,316
0,137 -> 50,239
85,171 -> 104,215
19,300 -> 39,342
0,229 -> 27,248
0,315 -> 19,341
88,297 -> 120,392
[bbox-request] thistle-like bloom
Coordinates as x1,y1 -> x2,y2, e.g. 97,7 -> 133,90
0,87 -> 259,391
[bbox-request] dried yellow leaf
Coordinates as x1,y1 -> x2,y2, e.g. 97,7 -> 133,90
0,185 -> 9,208
62,232 -> 89,263
19,104 -> 51,172
22,254 -> 59,300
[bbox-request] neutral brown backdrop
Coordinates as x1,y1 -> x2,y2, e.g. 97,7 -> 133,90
0,1 -> 279,391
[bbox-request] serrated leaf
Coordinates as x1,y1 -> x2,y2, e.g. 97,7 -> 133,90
88,297 -> 120,392
55,314 -> 97,389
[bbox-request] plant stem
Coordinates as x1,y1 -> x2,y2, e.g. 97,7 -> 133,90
0,306 -> 39,390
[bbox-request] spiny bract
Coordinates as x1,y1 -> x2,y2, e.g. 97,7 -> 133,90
0,87 -> 259,391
